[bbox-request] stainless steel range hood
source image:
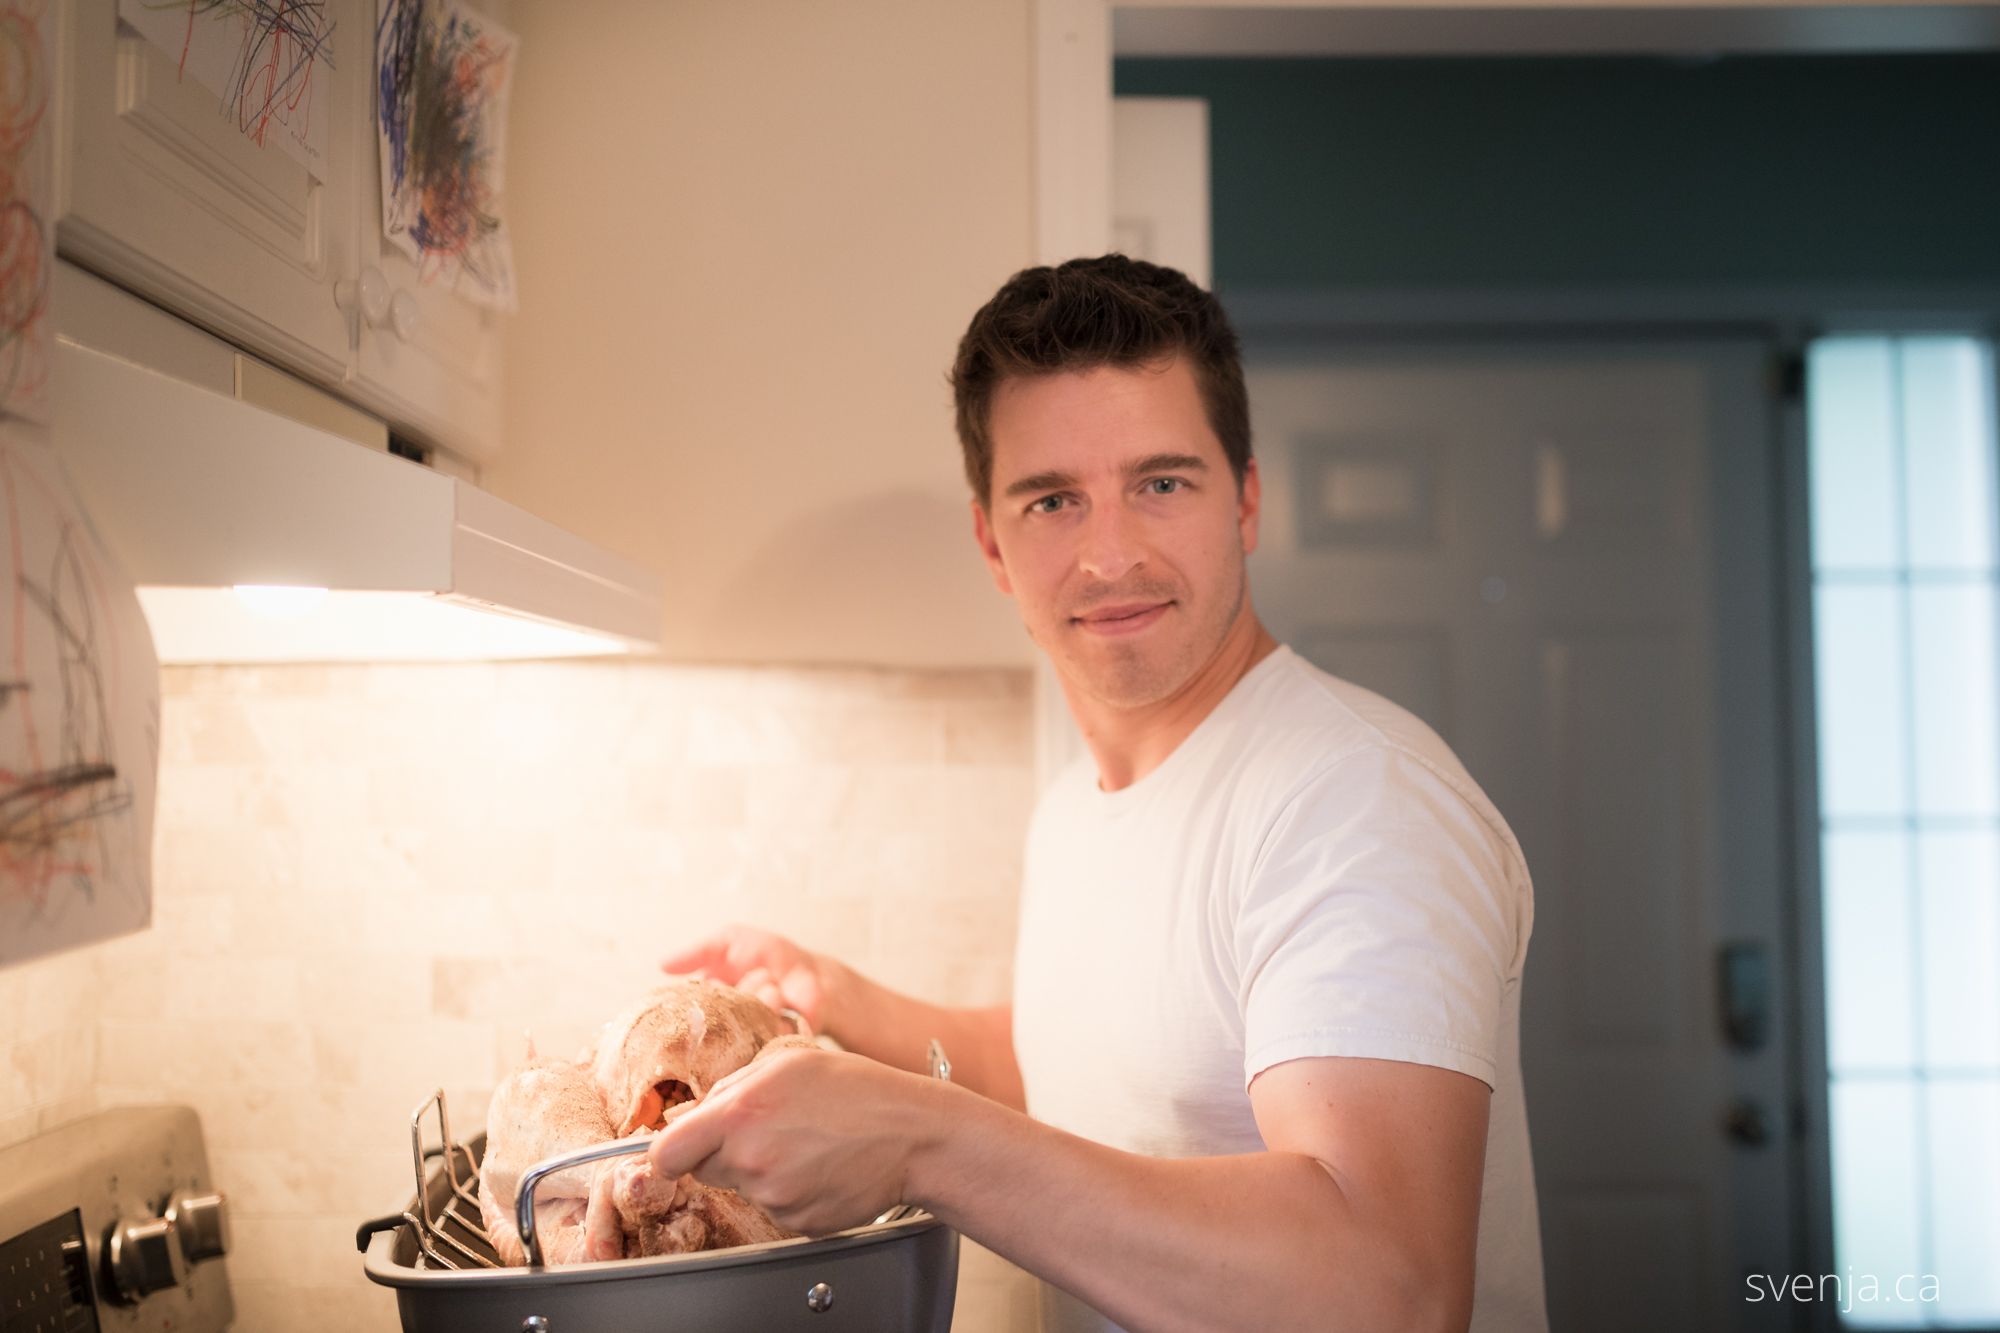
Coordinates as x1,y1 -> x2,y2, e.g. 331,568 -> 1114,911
49,263 -> 661,664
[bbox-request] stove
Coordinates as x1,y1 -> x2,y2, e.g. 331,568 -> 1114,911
0,1106 -> 232,1331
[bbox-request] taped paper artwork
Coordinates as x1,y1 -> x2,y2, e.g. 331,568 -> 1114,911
117,0 -> 337,177
376,0 -> 517,311
0,426 -> 160,968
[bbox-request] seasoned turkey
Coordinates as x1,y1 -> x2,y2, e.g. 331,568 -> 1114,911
478,979 -> 804,1267
589,977 -> 790,1135
476,1058 -> 620,1267
604,1034 -> 819,1258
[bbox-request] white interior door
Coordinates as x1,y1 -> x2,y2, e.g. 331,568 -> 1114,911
1243,335 -> 1797,1333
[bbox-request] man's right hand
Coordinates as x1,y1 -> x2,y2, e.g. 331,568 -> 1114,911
662,924 -> 837,1033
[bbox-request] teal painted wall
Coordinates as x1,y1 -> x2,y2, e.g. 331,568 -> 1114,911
1114,55 -> 2000,291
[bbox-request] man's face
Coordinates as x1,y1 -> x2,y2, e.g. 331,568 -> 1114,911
971,355 -> 1261,709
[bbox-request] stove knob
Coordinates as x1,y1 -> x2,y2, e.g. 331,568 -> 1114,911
167,1189 -> 232,1264
108,1214 -> 188,1301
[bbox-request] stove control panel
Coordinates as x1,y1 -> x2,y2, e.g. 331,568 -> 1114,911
0,1108 -> 233,1332
1,1208 -> 100,1331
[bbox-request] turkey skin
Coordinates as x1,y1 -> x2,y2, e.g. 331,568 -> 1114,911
478,978 -> 806,1266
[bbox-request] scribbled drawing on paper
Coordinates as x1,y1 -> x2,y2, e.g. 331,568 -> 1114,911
117,0 -> 337,177
1,425 -> 159,968
0,0 -> 54,425
375,0 -> 517,311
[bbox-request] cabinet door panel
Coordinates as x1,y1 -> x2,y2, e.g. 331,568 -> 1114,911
344,0 -> 507,464
347,246 -> 505,463
57,0 -> 362,382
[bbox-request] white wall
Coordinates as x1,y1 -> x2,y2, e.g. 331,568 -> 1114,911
492,1 -> 1039,668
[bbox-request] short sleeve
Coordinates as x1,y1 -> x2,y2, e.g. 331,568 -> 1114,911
1235,745 -> 1526,1092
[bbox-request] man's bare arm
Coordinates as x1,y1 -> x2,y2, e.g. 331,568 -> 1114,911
908,1054 -> 1486,1332
822,958 -> 1025,1111
653,1050 -> 1486,1333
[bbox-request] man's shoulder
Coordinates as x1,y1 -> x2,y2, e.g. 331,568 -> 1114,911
1026,646 -> 1499,839
1229,649 -> 1523,860
1230,646 -> 1460,784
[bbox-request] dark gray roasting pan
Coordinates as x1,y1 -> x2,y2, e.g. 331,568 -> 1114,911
358,1102 -> 959,1333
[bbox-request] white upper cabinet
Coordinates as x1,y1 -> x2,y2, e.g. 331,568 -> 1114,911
339,96 -> 505,462
56,0 -> 506,462
338,0 -> 508,464
57,0 -> 364,382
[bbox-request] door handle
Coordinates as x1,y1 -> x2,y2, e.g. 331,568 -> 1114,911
1723,1097 -> 1771,1148
1717,940 -> 1769,1051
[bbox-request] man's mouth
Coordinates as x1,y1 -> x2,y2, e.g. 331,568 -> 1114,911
1072,601 -> 1173,635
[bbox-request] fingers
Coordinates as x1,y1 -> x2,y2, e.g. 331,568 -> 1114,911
665,928 -> 814,995
659,937 -> 731,978
775,962 -> 824,1028
734,966 -> 786,1013
662,927 -> 827,1030
661,924 -> 766,981
647,1098 -> 727,1182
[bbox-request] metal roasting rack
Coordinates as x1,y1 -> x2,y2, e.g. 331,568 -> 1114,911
404,1089 -> 501,1271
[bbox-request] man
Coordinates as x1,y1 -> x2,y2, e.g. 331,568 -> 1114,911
653,256 -> 1547,1333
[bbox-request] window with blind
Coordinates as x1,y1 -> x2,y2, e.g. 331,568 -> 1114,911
1807,335 -> 2000,1328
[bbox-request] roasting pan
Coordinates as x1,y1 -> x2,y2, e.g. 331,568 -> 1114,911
358,1088 -> 960,1333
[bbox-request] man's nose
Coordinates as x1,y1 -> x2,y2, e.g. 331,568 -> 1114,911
1076,501 -> 1145,582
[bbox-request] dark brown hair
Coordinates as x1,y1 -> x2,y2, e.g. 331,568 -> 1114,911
949,255 -> 1251,506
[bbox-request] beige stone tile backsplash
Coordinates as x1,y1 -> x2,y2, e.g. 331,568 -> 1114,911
0,944 -> 100,1150
4,657 -> 1038,1333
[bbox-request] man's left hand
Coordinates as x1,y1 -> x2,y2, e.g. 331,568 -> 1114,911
645,1045 -> 943,1236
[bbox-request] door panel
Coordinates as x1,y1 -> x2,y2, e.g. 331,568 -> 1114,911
1244,336 -> 1795,1333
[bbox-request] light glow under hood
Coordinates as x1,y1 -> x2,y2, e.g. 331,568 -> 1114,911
51,333 -> 661,665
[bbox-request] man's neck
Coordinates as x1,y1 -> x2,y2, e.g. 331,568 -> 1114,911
1061,609 -> 1280,793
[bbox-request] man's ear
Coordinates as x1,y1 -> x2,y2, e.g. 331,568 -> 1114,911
971,498 -> 1014,597
1238,457 -> 1264,557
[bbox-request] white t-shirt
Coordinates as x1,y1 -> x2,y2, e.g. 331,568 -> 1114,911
1011,645 -> 1548,1333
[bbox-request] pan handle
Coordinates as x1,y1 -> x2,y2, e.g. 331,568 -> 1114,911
355,1211 -> 406,1254
516,1135 -> 653,1268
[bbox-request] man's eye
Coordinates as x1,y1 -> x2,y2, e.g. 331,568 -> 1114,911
1028,494 -> 1067,515
1145,477 -> 1185,495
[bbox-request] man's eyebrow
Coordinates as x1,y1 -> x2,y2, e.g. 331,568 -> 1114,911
1003,469 -> 1078,500
1126,452 -> 1209,477
999,453 -> 1210,501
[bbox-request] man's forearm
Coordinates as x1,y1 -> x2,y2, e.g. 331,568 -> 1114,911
820,960 -> 1025,1111
906,1081 -> 1455,1333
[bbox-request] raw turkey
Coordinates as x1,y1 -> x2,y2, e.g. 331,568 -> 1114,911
607,1034 -> 820,1258
476,1057 -> 623,1267
589,977 -> 791,1135
478,979 -> 810,1267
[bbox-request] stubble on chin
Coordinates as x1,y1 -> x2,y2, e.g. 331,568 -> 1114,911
1044,613 -> 1192,710
1060,569 -> 1249,711
1076,648 -> 1172,709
